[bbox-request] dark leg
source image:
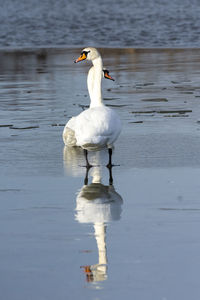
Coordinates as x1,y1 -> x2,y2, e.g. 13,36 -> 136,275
108,164 -> 113,185
106,148 -> 113,168
107,148 -> 113,184
84,166 -> 90,185
84,149 -> 92,169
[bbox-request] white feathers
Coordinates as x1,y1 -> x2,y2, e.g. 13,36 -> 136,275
63,47 -> 121,150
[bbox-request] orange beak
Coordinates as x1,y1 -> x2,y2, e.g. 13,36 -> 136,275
104,71 -> 115,81
74,52 -> 87,63
83,266 -> 92,273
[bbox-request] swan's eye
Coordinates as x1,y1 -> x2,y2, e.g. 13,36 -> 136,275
81,50 -> 90,57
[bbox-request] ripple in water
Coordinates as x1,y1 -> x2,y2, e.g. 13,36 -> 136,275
1,0 -> 200,48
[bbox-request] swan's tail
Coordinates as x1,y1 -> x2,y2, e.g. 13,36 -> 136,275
63,126 -> 77,146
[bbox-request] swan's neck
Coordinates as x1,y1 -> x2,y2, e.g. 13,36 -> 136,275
94,223 -> 107,266
91,164 -> 102,184
87,56 -> 103,108
87,67 -> 95,105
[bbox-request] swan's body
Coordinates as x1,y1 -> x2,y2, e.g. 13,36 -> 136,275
64,105 -> 120,151
63,47 -> 121,152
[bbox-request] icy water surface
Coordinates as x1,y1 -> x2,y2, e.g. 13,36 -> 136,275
1,48 -> 200,299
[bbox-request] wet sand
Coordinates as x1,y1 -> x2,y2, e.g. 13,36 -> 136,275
1,48 -> 200,299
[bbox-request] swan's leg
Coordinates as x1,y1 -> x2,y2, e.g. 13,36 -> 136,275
84,149 -> 92,169
107,164 -> 113,185
106,148 -> 113,168
84,165 -> 91,185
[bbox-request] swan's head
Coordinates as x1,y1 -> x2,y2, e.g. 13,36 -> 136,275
103,68 -> 115,81
74,47 -> 100,63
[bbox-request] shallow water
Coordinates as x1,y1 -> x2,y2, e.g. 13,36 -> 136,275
1,48 -> 200,299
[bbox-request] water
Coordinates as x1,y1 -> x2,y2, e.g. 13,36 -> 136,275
1,48 -> 200,299
1,0 -> 200,48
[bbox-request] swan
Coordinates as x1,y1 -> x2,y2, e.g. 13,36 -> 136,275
62,47 -> 121,167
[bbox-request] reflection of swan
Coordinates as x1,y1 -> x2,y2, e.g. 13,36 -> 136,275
75,166 -> 123,283
63,145 -> 86,177
63,47 -> 121,166
63,145 -> 112,177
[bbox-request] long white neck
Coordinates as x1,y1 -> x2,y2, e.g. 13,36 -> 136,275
87,56 -> 103,108
87,67 -> 95,104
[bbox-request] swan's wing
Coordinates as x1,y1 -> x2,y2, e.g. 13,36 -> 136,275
74,107 -> 121,147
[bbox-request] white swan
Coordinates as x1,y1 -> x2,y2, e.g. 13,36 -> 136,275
62,47 -> 121,166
